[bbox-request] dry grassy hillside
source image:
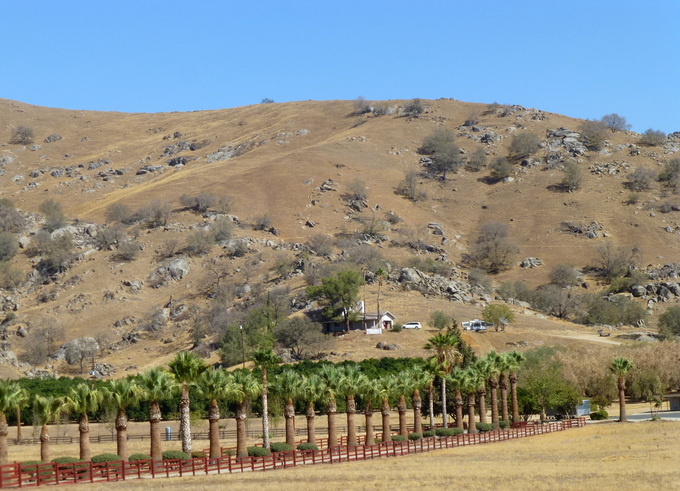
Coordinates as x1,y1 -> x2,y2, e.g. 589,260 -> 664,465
0,97 -> 678,378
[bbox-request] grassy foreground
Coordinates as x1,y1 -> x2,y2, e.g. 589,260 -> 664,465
58,421 -> 680,490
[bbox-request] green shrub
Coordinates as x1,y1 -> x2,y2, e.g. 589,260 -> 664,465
247,446 -> 271,457
128,453 -> 152,462
51,457 -> 81,464
269,442 -> 292,453
19,461 -> 52,478
590,410 -> 609,420
391,435 -> 406,442
91,454 -> 123,463
297,443 -> 319,451
191,451 -> 206,459
434,428 -> 463,437
391,323 -> 403,332
475,422 -> 494,432
423,430 -> 436,438
162,450 -> 190,461
499,420 -> 510,429
408,433 -> 422,440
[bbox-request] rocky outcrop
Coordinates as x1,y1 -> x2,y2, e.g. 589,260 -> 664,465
398,268 -> 472,302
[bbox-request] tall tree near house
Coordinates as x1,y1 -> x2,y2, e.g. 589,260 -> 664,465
610,356 -> 634,422
447,369 -> 466,431
102,378 -> 142,461
272,369 -> 302,448
32,395 -> 66,463
339,365 -> 363,445
507,351 -> 526,424
197,368 -> 233,459
317,364 -> 342,447
424,331 -> 462,427
226,370 -> 262,458
299,374 -> 323,446
409,366 -> 432,435
0,380 -> 25,465
64,383 -> 103,461
306,270 -> 363,331
357,375 -> 379,445
252,348 -> 280,450
378,374 -> 400,442
168,351 -> 208,454
138,367 -> 177,461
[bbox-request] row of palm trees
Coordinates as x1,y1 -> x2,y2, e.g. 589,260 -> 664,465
0,345 -> 532,466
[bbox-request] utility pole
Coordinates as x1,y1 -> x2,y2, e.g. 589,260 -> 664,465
239,325 -> 245,369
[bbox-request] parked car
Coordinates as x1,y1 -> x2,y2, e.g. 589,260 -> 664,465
461,319 -> 488,332
402,322 -> 422,329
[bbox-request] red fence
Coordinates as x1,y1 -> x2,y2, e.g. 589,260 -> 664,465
0,418 -> 585,488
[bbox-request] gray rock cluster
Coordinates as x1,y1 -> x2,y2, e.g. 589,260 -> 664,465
631,282 -> 680,302
318,179 -> 337,192
648,263 -> 680,280
560,221 -> 603,239
43,134 -> 62,143
148,257 -> 190,287
589,160 -> 631,175
546,128 -> 587,156
398,267 -> 472,303
521,257 -> 542,268
206,142 -> 250,162
376,342 -> 398,350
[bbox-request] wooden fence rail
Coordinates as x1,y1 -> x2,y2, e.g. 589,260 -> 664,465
0,418 -> 586,488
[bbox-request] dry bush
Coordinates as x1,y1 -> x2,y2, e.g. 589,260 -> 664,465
0,262 -> 23,290
184,230 -> 215,256
253,214 -> 272,231
106,203 -> 134,224
180,193 -> 217,213
9,126 -> 33,144
0,232 -> 18,261
489,156 -> 513,182
39,199 -> 66,232
403,98 -> 424,117
145,200 -> 172,228
0,200 -> 26,233
419,127 -> 456,155
466,147 -> 487,172
307,234 -> 334,257
639,128 -> 666,146
211,218 -> 234,242
601,113 -> 631,132
346,179 -> 369,202
465,222 -> 518,274
578,119 -> 609,151
561,161 -> 582,191
549,263 -> 580,287
341,244 -> 385,271
627,167 -> 657,191
96,225 -> 126,249
396,171 -> 427,202
509,132 -> 542,160
113,240 -> 141,261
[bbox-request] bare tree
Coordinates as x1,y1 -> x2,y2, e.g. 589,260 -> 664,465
601,114 -> 631,133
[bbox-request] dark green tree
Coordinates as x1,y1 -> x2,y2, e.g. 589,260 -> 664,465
306,270 -> 363,331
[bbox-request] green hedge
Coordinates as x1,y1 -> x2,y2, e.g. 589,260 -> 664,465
191,451 -> 207,459
51,457 -> 81,464
590,410 -> 609,420
297,443 -> 319,451
408,433 -> 422,440
499,420 -> 510,429
162,451 -> 190,461
423,430 -> 436,438
91,454 -> 123,463
269,442 -> 293,453
247,446 -> 271,457
391,435 -> 406,442
434,428 -> 463,437
476,422 -> 494,432
128,453 -> 152,462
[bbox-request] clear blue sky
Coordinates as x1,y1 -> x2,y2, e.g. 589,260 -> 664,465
2,1 -> 678,133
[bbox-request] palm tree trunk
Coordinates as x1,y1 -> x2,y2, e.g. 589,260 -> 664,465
236,401 -> 248,458
284,398 -> 296,448
510,373 -> 520,424
413,389 -> 423,435
327,398 -> 337,447
397,395 -> 408,438
0,413 -> 8,465
479,388 -> 488,424
490,379 -> 499,429
40,424 -> 50,462
305,402 -> 316,446
441,377 -> 448,427
79,414 -> 91,461
467,392 -> 477,434
208,400 -> 220,459
381,398 -> 391,442
428,383 -> 435,429
261,369 -> 270,449
116,408 -> 128,461
619,377 -> 627,422
150,401 -> 162,461
364,403 -> 374,445
179,383 -> 192,454
455,391 -> 464,430
500,374 -> 509,423
346,395 -> 356,445
16,408 -> 21,442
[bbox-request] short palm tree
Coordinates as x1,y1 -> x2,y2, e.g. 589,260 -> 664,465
138,367 -> 177,460
64,383 -> 103,461
423,358 -> 439,429
0,380 -> 25,464
168,351 -> 208,454
497,353 -> 513,424
339,365 -> 363,445
378,374 -> 400,442
197,368 -> 233,459
33,395 -> 66,462
507,351 -> 526,424
483,351 -> 503,429
227,370 -> 262,458
299,374 -> 323,447
447,369 -> 466,431
611,356 -> 634,422
102,378 -> 141,461
474,357 -> 494,425
317,364 -> 342,447
357,375 -> 379,445
461,368 -> 481,434
394,373 -> 415,438
272,369 -> 302,448
409,366 -> 432,435
252,348 -> 279,450
424,331 -> 462,427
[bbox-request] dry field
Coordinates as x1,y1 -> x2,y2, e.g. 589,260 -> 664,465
43,421 -> 680,491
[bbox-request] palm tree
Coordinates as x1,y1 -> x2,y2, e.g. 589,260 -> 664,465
102,378 -> 142,461
357,375 -> 379,445
317,364 -> 342,447
507,351 -> 526,424
447,369 -> 466,431
33,395 -> 65,462
409,366 -> 432,435
138,367 -> 177,460
483,351 -> 503,429
252,348 -> 279,450
13,388 -> 28,443
64,383 -> 102,461
339,365 -> 363,445
0,380 -> 25,465
394,373 -> 415,438
168,351 -> 208,454
461,368 -> 481,434
197,368 -> 233,459
299,374 -> 323,447
226,370 -> 262,458
424,331 -> 462,427
497,353 -> 513,424
611,356 -> 634,422
378,375 -> 400,442
272,369 -> 302,448
474,357 -> 495,425
423,358 -> 439,429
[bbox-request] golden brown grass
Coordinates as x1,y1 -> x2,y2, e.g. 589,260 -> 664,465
51,421 -> 680,490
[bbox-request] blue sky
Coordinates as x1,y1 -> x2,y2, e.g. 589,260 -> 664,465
2,1 -> 678,133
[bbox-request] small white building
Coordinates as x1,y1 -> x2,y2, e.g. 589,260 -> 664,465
321,301 -> 397,333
